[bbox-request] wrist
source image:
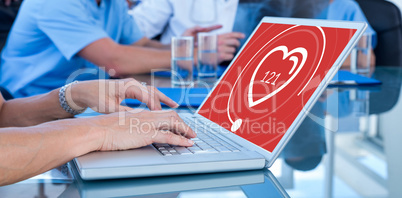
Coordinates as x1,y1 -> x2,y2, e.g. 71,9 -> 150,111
86,115 -> 109,151
68,82 -> 88,110
68,118 -> 106,156
59,81 -> 87,115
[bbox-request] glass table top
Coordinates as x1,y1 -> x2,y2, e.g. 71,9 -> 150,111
1,67 -> 402,198
0,163 -> 289,198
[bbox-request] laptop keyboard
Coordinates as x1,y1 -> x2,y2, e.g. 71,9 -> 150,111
153,116 -> 242,156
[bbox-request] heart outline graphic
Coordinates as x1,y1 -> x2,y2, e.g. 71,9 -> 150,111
248,45 -> 308,108
223,25 -> 326,132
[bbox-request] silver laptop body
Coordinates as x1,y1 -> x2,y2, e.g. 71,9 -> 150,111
73,17 -> 367,180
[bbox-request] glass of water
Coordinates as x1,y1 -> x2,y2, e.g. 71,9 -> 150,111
197,33 -> 218,81
171,36 -> 194,86
350,33 -> 373,75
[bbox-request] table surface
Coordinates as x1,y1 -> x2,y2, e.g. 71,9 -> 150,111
1,67 -> 402,198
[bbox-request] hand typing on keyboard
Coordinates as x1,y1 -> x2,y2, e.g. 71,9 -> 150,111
96,110 -> 196,151
153,116 -> 241,156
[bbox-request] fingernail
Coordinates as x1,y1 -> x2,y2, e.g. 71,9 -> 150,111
188,139 -> 194,145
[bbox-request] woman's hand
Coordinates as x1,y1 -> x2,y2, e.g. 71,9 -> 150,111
89,110 -> 196,151
67,78 -> 178,114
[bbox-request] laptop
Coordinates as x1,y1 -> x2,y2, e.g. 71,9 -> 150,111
73,17 -> 367,180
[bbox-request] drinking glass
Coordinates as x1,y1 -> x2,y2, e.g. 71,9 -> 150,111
350,33 -> 373,74
197,33 -> 218,81
171,37 -> 194,86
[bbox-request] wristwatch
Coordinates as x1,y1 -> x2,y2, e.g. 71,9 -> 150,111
59,81 -> 87,115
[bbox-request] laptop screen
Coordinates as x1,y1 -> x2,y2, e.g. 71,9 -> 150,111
198,22 -> 357,152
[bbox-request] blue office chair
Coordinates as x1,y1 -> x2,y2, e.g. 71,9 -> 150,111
356,0 -> 402,67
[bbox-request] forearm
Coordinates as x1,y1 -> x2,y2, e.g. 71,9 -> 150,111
0,118 -> 101,186
0,89 -> 73,127
340,49 -> 375,69
111,44 -> 171,76
141,39 -> 170,50
79,38 -> 171,77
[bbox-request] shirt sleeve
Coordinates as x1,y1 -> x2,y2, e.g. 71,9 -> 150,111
131,0 -> 173,39
37,0 -> 109,60
119,3 -> 144,45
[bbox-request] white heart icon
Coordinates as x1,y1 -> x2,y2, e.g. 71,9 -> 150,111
248,46 -> 308,108
226,26 -> 326,132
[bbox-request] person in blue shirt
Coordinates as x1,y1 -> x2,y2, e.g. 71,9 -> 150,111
233,0 -> 376,68
316,0 -> 377,69
0,0 -> 237,98
322,0 -> 377,48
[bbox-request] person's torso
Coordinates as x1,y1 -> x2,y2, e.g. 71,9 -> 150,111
160,0 -> 239,44
0,0 -> 127,97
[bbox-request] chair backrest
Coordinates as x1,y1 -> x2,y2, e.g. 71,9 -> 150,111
0,1 -> 21,100
356,0 -> 402,67
0,1 -> 21,52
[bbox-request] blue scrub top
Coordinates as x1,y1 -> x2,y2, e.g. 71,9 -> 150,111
0,0 -> 143,97
233,0 -> 377,49
317,0 -> 377,48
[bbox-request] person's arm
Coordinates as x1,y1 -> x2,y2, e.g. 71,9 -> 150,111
78,24 -> 245,77
182,25 -> 245,63
133,37 -> 171,50
0,89 -> 71,127
0,78 -> 178,127
0,110 -> 196,186
340,49 -> 376,70
78,38 -> 171,76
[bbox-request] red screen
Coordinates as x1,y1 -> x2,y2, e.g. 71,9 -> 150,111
198,23 -> 356,152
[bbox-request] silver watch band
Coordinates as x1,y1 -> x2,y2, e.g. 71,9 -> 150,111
59,81 -> 87,115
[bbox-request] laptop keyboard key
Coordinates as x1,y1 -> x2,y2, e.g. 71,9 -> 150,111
188,147 -> 202,153
215,146 -> 231,152
175,147 -> 193,155
192,149 -> 218,154
198,144 -> 212,150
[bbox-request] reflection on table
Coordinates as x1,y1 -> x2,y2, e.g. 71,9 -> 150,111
0,163 -> 289,198
277,67 -> 402,197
